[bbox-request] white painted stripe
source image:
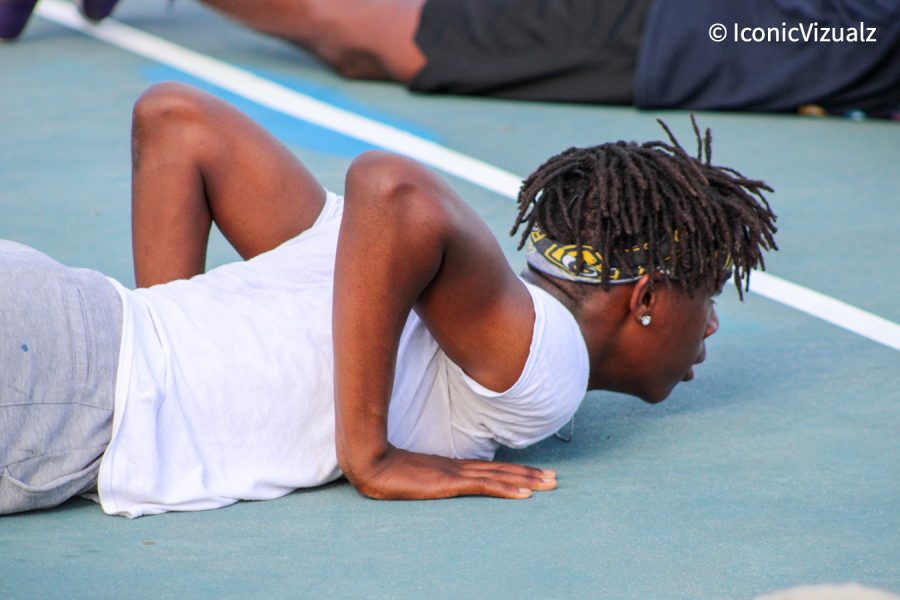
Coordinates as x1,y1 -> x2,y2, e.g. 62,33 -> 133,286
751,272 -> 900,351
35,0 -> 900,352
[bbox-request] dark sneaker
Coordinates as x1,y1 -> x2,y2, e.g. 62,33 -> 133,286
0,0 -> 38,41
76,0 -> 120,22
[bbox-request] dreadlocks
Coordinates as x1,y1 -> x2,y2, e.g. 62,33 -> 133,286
510,117 -> 778,299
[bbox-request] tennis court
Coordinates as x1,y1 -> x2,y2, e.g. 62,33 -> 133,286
1,2 -> 898,598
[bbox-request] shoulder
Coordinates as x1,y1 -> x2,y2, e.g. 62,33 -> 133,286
345,151 -> 453,211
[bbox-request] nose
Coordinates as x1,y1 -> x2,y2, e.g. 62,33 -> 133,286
705,306 -> 719,338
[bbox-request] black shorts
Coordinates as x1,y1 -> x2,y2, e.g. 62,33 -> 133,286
410,0 -> 653,104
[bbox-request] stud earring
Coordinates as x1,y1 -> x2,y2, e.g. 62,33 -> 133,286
640,314 -> 652,327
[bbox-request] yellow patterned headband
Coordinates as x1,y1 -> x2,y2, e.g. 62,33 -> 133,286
526,226 -> 733,286
525,226 -> 672,285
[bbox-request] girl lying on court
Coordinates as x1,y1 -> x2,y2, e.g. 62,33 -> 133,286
0,83 -> 777,518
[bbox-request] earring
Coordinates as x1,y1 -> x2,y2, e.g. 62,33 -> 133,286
640,314 -> 652,327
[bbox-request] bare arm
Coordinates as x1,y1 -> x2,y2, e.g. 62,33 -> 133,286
333,152 -> 556,500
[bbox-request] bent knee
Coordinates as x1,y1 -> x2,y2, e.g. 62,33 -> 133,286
132,82 -> 211,130
345,151 -> 432,200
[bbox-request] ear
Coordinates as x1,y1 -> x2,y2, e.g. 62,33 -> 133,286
628,274 -> 657,324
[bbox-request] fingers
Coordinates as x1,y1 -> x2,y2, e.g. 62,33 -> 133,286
352,448 -> 559,501
459,460 -> 555,482
458,466 -> 556,492
453,476 -> 534,500
451,459 -> 557,499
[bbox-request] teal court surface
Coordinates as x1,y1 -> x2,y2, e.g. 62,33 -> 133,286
1,2 -> 898,598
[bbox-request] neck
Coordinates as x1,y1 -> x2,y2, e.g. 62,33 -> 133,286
520,266 -> 579,313
520,267 -> 626,391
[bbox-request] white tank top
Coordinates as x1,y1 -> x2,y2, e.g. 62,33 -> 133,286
99,192 -> 589,518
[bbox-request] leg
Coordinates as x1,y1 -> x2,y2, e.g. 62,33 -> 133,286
131,82 -> 326,288
197,0 -> 426,81
410,0 -> 652,103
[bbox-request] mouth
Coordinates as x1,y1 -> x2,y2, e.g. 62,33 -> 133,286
682,349 -> 706,382
695,347 -> 707,366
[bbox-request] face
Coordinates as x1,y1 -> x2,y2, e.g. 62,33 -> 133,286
628,285 -> 721,403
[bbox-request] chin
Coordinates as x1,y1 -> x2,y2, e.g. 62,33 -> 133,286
639,386 -> 675,404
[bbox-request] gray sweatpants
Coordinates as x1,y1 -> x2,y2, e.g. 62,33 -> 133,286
0,241 -> 122,514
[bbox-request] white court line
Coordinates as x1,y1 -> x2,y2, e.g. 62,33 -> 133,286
35,0 -> 900,352
749,273 -> 900,350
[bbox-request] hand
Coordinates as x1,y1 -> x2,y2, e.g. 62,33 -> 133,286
348,446 -> 557,500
